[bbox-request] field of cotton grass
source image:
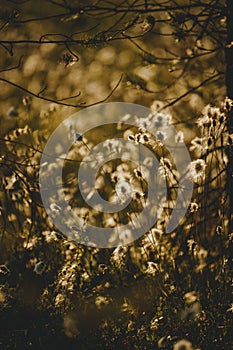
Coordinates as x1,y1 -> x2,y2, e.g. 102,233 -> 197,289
0,96 -> 232,349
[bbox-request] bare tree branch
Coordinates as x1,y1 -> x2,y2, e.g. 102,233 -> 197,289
0,74 -> 123,108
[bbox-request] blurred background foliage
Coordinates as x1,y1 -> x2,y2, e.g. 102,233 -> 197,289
0,0 -> 232,349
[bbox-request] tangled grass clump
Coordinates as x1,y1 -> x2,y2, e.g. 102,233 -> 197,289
0,99 -> 232,349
